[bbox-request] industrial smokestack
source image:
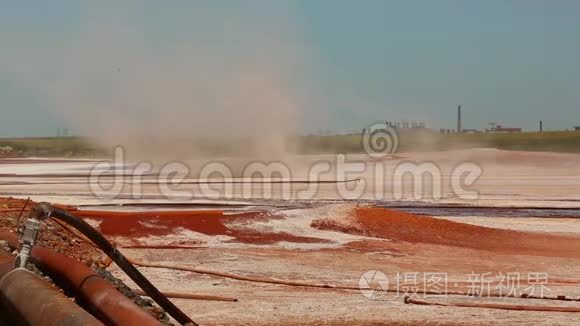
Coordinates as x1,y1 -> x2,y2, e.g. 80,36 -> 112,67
457,105 -> 462,133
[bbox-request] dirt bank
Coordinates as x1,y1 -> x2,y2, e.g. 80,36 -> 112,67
0,197 -> 105,267
311,206 -> 580,257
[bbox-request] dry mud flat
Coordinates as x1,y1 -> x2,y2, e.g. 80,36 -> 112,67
4,197 -> 580,324
88,205 -> 580,325
1,150 -> 580,325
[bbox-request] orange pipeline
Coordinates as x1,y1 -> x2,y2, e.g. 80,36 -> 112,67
0,247 -> 103,325
0,230 -> 161,325
1,269 -> 104,325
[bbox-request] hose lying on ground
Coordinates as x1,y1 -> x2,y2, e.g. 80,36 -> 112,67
130,259 -> 363,291
0,178 -> 362,186
120,245 -> 205,250
130,260 -> 580,302
24,202 -> 580,316
132,289 -> 238,302
30,203 -> 197,326
43,202 -> 580,303
404,296 -> 580,313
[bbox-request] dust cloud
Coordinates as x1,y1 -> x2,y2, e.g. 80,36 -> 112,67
50,2 -> 310,163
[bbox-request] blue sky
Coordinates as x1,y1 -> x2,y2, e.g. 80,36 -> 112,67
1,1 -> 580,137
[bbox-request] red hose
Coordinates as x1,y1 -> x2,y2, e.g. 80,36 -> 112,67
73,209 -> 223,219
132,288 -> 238,302
404,296 -> 580,313
130,259 -> 580,301
130,259 -> 361,290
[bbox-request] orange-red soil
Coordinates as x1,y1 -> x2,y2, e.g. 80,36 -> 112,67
311,207 -> 580,257
74,210 -> 329,245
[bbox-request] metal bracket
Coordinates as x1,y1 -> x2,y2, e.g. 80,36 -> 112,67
15,203 -> 54,269
15,217 -> 42,269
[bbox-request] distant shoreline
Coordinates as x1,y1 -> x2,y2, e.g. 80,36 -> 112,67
1,130 -> 580,158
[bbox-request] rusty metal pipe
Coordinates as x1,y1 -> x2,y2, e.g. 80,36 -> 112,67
0,250 -> 15,278
30,203 -> 197,326
32,247 -> 163,325
0,269 -> 104,326
0,230 -> 161,325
